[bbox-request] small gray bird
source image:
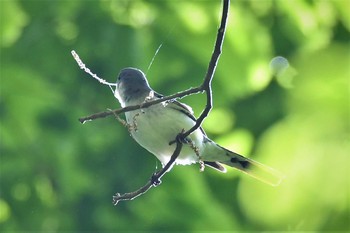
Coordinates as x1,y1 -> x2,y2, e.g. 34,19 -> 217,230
115,67 -> 283,186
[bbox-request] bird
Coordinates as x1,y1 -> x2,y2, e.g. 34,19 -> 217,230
114,67 -> 283,186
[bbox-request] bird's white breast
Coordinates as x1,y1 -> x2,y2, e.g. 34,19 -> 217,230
125,103 -> 203,166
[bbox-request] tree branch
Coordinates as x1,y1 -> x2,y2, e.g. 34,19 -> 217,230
112,136 -> 183,205
182,0 -> 228,138
73,0 -> 229,205
77,0 -> 229,125
78,86 -> 202,124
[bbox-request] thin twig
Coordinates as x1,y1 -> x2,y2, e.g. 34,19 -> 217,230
78,0 -> 228,124
113,137 -> 183,205
182,0 -> 228,138
111,0 -> 229,204
74,0 -> 230,204
79,86 -> 202,123
71,50 -> 117,87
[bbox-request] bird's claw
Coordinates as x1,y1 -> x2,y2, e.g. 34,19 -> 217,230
169,130 -> 191,145
151,173 -> 162,186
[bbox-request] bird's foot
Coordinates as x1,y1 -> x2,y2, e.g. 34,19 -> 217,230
169,129 -> 191,145
151,173 -> 162,186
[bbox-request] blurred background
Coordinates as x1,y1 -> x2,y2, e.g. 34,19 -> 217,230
1,0 -> 349,232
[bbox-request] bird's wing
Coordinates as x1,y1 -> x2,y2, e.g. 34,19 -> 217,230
154,92 -> 210,137
153,92 -> 197,122
168,100 -> 197,122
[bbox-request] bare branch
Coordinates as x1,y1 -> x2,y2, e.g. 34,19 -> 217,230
79,86 -> 202,123
113,137 -> 183,205
111,0 -> 229,204
71,50 -> 117,87
73,0 -> 230,204
182,0 -> 229,138
77,0 -> 229,125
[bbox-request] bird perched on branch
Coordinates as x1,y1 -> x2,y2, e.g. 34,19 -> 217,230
115,67 -> 283,186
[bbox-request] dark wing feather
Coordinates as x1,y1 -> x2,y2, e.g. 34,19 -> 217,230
154,92 -> 197,122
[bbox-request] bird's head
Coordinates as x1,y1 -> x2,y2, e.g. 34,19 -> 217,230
115,67 -> 152,106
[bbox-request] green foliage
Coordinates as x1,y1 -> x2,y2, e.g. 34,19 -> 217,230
0,0 -> 349,231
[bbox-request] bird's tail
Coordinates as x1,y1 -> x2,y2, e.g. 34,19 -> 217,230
217,146 -> 284,186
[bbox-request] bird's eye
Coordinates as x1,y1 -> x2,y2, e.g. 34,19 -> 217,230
117,75 -> 121,81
